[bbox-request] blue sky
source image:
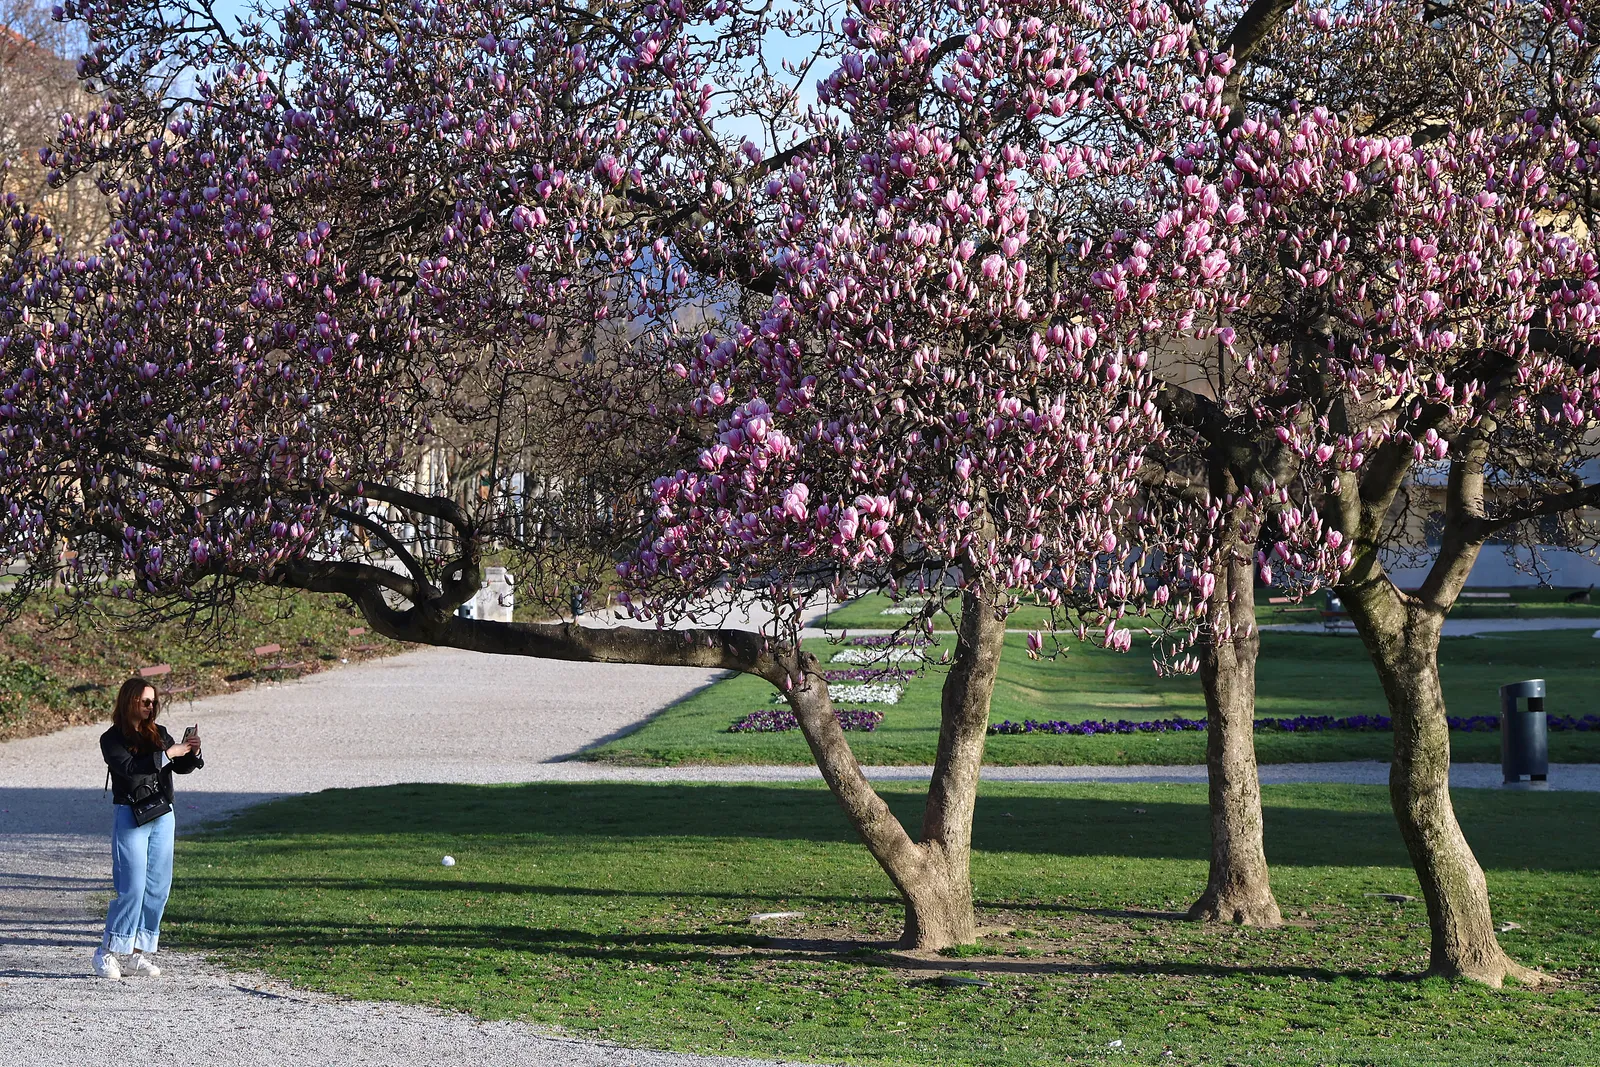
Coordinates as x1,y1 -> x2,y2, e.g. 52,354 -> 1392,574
188,0 -> 831,153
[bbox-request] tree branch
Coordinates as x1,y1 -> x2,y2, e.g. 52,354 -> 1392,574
1469,481 -> 1600,541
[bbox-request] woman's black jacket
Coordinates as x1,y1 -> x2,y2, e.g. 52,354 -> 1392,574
101,724 -> 204,805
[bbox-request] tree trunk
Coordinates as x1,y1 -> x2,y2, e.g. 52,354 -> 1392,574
912,585 -> 1008,945
786,586 -> 1007,950
1340,583 -> 1544,986
898,842 -> 978,949
1189,499 -> 1281,926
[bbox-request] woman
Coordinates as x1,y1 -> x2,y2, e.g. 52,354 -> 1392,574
92,677 -> 203,979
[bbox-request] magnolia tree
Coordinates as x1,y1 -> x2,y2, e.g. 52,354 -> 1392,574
1053,0 -> 1600,981
0,0 -> 1254,949
1155,0 -> 1600,984
614,0 -> 1271,943
1092,0 -> 1517,933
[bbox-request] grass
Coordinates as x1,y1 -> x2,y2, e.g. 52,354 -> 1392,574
586,630 -> 1600,765
817,587 -> 1600,632
171,780 -> 1600,1066
0,589 -> 402,740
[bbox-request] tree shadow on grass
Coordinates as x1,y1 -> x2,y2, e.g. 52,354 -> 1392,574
209,781 -> 1600,873
171,912 -> 1393,984
176,873 -> 903,908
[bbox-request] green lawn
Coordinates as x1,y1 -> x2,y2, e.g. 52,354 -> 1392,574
817,588 -> 1600,632
170,781 -> 1600,1066
586,630 -> 1600,765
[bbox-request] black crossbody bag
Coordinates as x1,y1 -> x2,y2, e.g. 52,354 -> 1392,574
104,768 -> 173,826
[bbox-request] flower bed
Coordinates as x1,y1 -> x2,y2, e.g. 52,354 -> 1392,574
878,599 -> 934,615
823,667 -> 919,683
730,708 -> 884,733
990,716 -> 1208,736
847,634 -> 936,647
830,647 -> 925,664
988,713 -> 1600,735
772,683 -> 903,705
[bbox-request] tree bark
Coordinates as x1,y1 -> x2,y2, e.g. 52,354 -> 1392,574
1339,578 -> 1544,986
913,585 -> 1008,945
1189,494 -> 1281,925
1338,483 -> 1535,981
787,586 -> 1006,950
1323,427 -> 1545,986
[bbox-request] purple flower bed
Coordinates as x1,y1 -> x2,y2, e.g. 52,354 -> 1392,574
847,634 -> 937,647
730,708 -> 885,733
990,716 -> 1208,736
823,668 -> 919,683
989,713 -> 1600,736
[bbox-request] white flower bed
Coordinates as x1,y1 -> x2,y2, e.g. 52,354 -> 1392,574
879,599 -> 934,616
830,647 -> 925,664
775,684 -> 903,705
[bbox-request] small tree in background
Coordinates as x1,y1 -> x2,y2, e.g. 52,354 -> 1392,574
0,0 -> 105,248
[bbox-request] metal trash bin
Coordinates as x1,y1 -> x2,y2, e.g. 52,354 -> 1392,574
1500,679 -> 1548,785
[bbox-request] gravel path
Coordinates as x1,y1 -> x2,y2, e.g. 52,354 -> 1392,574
4,603 -> 1596,1063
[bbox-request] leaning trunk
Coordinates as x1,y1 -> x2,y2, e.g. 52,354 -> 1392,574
1341,585 -> 1542,986
787,587 -> 1007,950
1189,500 -> 1281,926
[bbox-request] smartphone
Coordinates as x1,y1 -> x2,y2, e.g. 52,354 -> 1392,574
183,724 -> 198,741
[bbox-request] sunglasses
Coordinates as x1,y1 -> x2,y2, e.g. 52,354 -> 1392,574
139,698 -> 157,708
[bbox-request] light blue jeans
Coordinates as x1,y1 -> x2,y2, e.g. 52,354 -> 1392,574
102,804 -> 174,954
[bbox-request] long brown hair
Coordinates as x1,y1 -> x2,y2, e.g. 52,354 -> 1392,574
112,677 -> 161,753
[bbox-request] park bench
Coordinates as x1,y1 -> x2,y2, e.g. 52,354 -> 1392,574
345,626 -> 383,653
136,663 -> 196,694
252,643 -> 306,674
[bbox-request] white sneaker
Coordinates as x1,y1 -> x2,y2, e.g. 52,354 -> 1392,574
128,954 -> 161,978
91,948 -> 121,980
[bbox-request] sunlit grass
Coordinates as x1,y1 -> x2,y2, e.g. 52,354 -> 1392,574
588,629 -> 1600,765
171,781 -> 1600,1066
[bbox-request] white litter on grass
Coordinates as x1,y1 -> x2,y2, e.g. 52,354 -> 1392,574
748,911 -> 805,924
1497,921 -> 1523,933
441,856 -> 456,867
1108,1039 -> 1124,1048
